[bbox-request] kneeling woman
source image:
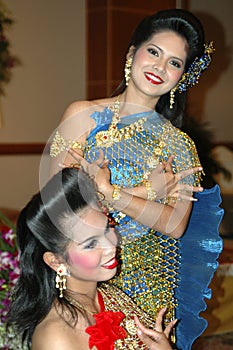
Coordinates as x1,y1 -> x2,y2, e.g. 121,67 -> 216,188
7,168 -> 175,350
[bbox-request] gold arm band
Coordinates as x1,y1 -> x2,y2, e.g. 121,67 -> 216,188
50,131 -> 84,158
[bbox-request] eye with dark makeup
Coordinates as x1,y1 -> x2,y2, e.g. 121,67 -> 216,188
147,47 -> 159,56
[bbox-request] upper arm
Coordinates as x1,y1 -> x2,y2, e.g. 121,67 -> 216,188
59,100 -> 95,142
61,100 -> 92,122
176,130 -> 202,186
49,100 -> 96,175
144,198 -> 193,238
162,200 -> 193,238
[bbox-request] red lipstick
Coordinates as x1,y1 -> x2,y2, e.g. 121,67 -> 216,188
101,257 -> 118,269
145,72 -> 163,85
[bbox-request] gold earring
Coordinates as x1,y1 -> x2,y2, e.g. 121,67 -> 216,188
55,264 -> 68,298
170,87 -> 176,109
124,57 -> 132,86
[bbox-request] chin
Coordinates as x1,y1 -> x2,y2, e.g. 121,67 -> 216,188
100,268 -> 117,282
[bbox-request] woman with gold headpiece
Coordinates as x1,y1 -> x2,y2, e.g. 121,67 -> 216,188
48,9 -> 223,350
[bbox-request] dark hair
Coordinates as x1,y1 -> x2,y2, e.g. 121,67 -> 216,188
117,9 -> 206,127
7,168 -> 98,347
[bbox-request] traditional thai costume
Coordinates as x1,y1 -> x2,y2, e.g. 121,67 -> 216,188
49,103 -> 223,349
49,37 -> 220,350
85,283 -> 156,349
82,107 -> 223,350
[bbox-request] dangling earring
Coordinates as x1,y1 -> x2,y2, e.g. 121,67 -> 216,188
55,264 -> 68,298
170,73 -> 187,109
124,57 -> 132,86
170,87 -> 176,109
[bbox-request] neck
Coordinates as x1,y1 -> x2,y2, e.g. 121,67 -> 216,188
122,87 -> 160,111
67,279 -> 98,300
65,286 -> 100,315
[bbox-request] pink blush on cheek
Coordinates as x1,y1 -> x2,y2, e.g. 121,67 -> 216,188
69,250 -> 100,270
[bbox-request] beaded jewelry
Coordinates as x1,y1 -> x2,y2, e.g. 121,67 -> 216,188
170,41 -> 214,109
50,130 -> 84,157
124,57 -> 132,86
112,184 -> 122,201
95,95 -> 146,147
99,283 -> 157,349
142,180 -> 157,201
55,264 -> 68,298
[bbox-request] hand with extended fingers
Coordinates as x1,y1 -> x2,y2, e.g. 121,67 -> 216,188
148,155 -> 203,201
65,148 -> 203,203
135,307 -> 176,350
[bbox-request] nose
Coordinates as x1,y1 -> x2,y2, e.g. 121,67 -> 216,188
103,244 -> 116,257
153,58 -> 166,74
102,235 -> 117,255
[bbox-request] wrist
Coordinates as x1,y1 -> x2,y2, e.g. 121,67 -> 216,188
142,180 -> 157,201
111,184 -> 121,201
97,183 -> 122,203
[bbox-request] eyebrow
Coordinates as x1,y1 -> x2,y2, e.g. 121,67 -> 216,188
78,223 -> 109,245
149,44 -> 185,64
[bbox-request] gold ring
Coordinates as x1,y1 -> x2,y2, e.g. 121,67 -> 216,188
70,162 -> 81,169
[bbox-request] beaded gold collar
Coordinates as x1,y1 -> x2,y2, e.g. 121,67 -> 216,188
64,284 -> 156,349
95,95 -> 146,147
99,283 -> 156,349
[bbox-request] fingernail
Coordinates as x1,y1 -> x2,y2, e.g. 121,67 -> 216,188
137,329 -> 142,336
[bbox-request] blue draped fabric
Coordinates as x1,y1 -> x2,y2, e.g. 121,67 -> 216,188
175,185 -> 223,349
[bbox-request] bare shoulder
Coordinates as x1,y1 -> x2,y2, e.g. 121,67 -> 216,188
32,310 -> 90,350
61,97 -> 114,122
61,100 -> 94,121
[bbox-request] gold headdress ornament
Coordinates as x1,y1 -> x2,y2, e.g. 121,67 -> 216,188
170,41 -> 215,108
177,41 -> 214,92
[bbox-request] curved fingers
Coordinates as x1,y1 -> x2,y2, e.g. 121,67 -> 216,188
67,148 -> 109,174
164,156 -> 175,174
154,307 -> 167,332
164,319 -> 178,339
134,315 -> 173,350
134,306 -> 175,350
67,148 -> 88,169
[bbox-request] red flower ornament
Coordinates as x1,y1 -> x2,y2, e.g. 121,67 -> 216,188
86,311 -> 127,350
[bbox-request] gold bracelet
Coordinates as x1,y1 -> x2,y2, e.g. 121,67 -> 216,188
163,196 -> 177,204
143,180 -> 157,201
112,184 -> 121,201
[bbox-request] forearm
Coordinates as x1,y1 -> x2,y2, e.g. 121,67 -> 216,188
64,148 -> 195,238
123,186 -> 148,199
103,185 -> 191,238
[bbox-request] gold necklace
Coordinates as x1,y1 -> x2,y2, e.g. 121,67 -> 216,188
65,294 -> 97,315
95,94 -> 146,147
108,94 -> 121,128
